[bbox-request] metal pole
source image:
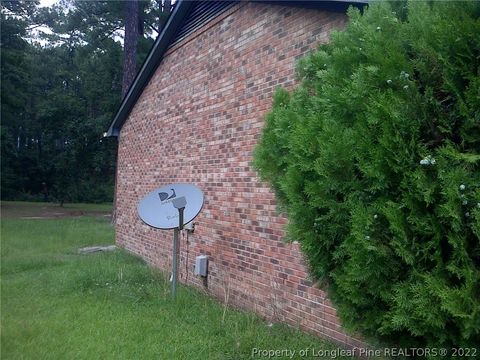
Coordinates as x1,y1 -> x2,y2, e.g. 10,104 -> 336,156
171,206 -> 184,300
172,227 -> 179,299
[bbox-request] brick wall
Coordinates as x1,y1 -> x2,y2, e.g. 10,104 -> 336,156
116,1 -> 363,348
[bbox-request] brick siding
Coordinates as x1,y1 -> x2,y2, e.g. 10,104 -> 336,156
115,1 -> 364,348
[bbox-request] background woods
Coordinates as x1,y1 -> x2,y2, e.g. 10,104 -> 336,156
1,0 -> 172,203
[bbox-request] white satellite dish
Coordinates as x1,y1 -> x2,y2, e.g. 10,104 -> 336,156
138,183 -> 204,229
137,183 -> 204,299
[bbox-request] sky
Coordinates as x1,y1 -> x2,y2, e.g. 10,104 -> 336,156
39,0 -> 58,7
29,0 -> 58,44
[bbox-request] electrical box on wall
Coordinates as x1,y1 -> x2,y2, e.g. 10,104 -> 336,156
195,255 -> 208,277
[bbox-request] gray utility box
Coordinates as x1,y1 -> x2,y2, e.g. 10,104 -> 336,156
195,255 -> 208,277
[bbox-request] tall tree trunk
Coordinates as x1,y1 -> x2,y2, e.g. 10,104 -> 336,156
122,0 -> 140,98
115,0 -> 140,223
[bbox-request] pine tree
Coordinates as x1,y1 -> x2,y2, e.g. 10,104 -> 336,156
255,1 -> 480,349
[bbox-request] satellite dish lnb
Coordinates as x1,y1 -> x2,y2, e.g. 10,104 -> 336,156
138,183 -> 204,229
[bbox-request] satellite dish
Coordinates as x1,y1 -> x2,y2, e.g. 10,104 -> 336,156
138,183 -> 204,229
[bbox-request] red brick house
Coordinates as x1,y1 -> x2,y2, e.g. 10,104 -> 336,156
106,0 -> 366,348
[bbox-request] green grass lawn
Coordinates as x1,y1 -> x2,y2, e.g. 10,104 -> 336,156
1,202 -> 354,359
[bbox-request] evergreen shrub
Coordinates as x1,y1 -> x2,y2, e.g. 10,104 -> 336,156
254,1 -> 480,348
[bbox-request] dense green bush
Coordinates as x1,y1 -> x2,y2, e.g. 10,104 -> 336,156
254,1 -> 480,348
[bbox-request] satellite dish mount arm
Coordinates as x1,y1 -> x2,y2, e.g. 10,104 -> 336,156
172,196 -> 187,230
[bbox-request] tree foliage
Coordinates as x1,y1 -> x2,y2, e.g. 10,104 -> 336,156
1,1 -> 121,202
254,1 -> 480,348
1,0 -> 172,203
